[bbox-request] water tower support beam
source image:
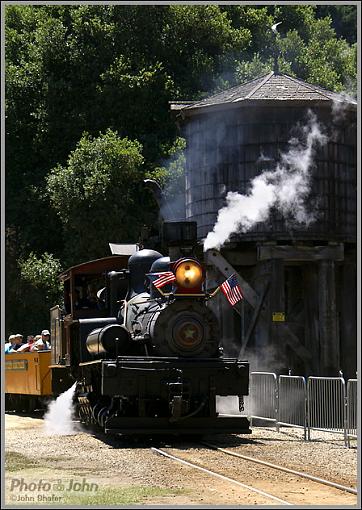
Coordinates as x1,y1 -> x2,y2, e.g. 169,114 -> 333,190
205,250 -> 312,361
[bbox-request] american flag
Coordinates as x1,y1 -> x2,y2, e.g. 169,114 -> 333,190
147,271 -> 176,289
220,274 -> 243,306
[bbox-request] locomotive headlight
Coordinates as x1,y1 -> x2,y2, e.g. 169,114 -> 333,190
175,260 -> 204,289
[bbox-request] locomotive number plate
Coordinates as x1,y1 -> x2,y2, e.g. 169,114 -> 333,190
272,312 -> 285,322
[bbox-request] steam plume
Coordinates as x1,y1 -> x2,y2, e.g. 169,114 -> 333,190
331,90 -> 357,123
43,382 -> 80,435
203,111 -> 327,251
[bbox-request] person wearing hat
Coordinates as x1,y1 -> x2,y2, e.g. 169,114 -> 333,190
5,335 -> 16,353
17,334 -> 35,353
31,330 -> 51,351
5,334 -> 24,353
41,329 -> 51,347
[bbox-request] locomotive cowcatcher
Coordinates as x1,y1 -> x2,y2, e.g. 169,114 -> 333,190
49,222 -> 250,435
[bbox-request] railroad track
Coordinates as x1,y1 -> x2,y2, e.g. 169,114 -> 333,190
151,441 -> 357,506
201,440 -> 357,495
152,446 -> 292,505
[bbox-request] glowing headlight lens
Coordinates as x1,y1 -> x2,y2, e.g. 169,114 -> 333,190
175,260 -> 203,289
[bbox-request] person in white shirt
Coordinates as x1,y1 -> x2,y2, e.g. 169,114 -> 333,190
31,330 -> 51,351
5,334 -> 24,353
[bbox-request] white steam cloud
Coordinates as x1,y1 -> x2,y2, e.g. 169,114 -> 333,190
203,111 -> 327,251
331,91 -> 357,123
43,382 -> 80,436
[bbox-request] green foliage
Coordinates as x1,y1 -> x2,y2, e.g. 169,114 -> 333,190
5,451 -> 39,472
316,5 -> 357,44
19,251 -> 63,303
235,11 -> 356,95
7,252 -> 63,337
63,486 -> 187,506
296,17 -> 357,93
148,137 -> 186,187
236,53 -> 294,84
147,137 -> 186,220
46,129 -> 145,263
163,5 -> 251,96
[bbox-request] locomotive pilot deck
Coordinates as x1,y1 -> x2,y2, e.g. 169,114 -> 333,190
78,355 -> 251,435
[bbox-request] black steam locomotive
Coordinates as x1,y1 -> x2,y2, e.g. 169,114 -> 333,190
48,223 -> 250,435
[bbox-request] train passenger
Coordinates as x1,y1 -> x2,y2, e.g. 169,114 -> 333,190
29,335 -> 41,351
4,334 -> 16,353
30,330 -> 51,351
17,335 -> 35,352
31,339 -> 49,351
5,334 -> 24,353
41,329 -> 51,346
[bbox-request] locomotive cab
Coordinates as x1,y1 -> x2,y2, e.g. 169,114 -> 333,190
50,253 -> 134,393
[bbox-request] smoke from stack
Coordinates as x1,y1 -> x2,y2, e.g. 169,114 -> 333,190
203,110 -> 327,251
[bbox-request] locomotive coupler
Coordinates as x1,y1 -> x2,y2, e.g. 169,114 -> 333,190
239,396 -> 244,412
166,369 -> 190,421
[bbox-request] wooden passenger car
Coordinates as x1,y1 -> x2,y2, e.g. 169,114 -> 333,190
5,351 -> 52,411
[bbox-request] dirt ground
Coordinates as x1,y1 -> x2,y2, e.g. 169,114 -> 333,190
4,413 -> 359,507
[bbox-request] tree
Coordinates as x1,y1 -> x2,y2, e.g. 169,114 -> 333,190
234,10 -> 357,95
46,129 -> 146,264
316,5 -> 357,44
6,251 -> 63,337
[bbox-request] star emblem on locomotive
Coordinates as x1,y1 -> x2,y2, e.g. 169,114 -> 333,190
183,325 -> 197,340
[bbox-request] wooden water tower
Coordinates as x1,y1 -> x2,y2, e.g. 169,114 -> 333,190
170,72 -> 357,377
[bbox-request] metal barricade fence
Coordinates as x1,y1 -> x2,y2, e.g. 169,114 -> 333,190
244,372 -> 356,447
248,372 -> 278,426
277,375 -> 307,439
346,379 -> 357,447
307,376 -> 347,446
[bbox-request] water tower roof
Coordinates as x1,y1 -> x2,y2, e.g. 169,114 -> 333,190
170,71 -> 356,115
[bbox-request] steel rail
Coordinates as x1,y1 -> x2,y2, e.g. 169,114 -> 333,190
151,447 -> 292,505
201,441 -> 357,495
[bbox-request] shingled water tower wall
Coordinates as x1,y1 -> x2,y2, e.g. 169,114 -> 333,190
171,72 -> 357,378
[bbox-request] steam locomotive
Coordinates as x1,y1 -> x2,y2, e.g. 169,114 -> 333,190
6,222 -> 250,435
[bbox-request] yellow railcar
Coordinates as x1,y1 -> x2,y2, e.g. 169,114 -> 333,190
5,351 -> 52,412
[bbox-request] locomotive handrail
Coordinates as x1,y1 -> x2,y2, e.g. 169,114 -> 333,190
110,366 -> 173,371
207,286 -> 221,299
